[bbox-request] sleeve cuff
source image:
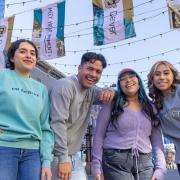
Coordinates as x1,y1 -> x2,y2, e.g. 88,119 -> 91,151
92,162 -> 102,176
58,154 -> 71,163
42,160 -> 51,168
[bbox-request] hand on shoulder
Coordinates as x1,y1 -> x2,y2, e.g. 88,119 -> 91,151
99,88 -> 115,102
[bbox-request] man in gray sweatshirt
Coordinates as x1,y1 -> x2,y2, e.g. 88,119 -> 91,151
50,52 -> 115,180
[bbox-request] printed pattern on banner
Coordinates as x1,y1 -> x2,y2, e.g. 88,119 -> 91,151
93,0 -> 136,46
0,0 -> 5,19
0,16 -> 14,69
32,1 -> 65,60
167,0 -> 180,29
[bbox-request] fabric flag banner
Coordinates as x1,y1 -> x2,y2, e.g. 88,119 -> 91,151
0,16 -> 14,69
0,0 -> 5,19
93,0 -> 136,46
167,0 -> 180,29
32,1 -> 65,60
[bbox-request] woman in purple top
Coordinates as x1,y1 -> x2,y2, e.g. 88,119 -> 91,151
92,68 -> 166,180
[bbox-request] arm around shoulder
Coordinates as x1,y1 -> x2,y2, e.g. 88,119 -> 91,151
93,86 -> 115,104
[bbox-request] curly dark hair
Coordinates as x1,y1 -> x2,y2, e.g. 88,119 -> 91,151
147,60 -> 180,111
80,52 -> 107,69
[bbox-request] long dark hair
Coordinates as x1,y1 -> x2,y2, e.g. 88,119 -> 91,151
111,70 -> 159,127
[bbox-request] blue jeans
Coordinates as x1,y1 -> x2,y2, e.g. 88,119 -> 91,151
0,146 -> 41,180
102,149 -> 153,180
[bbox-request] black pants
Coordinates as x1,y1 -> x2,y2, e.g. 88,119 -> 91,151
177,164 -> 180,174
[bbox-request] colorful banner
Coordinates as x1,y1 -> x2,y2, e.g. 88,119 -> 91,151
93,0 -> 136,45
167,0 -> 180,29
0,0 -> 5,19
32,1 -> 65,60
0,16 -> 14,69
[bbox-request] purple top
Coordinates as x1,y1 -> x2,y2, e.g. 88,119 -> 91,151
92,103 -> 166,179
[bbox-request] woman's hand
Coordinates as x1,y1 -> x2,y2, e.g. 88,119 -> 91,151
95,173 -> 104,180
41,167 -> 52,180
151,176 -> 157,180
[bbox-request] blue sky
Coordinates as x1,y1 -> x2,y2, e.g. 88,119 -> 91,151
4,0 -> 180,87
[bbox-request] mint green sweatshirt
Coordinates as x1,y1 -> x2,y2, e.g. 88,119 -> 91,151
0,69 -> 54,167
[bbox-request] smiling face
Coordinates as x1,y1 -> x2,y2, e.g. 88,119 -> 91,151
77,60 -> 103,89
152,63 -> 174,96
119,72 -> 139,98
11,42 -> 37,77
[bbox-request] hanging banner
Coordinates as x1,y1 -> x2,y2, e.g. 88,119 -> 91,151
0,0 -> 5,19
0,16 -> 14,69
93,0 -> 136,46
32,1 -> 65,60
167,0 -> 180,29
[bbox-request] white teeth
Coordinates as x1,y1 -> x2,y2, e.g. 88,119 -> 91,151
126,83 -> 134,87
87,78 -> 95,82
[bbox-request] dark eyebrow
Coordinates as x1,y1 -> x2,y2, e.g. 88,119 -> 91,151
155,69 -> 171,73
18,48 -> 35,53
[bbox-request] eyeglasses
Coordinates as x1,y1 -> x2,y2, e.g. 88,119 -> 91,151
119,73 -> 137,82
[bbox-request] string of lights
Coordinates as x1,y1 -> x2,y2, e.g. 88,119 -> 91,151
64,6 -> 167,36
48,47 -> 180,67
9,9 -> 168,39
60,61 -> 180,85
5,0 -> 161,29
12,28 -> 174,54
65,10 -> 168,39
63,0 -> 157,27
5,0 -> 40,7
65,29 -> 174,53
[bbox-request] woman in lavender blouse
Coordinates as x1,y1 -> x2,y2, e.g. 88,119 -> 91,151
92,68 -> 166,180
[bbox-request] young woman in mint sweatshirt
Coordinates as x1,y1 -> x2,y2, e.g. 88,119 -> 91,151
148,60 -> 180,175
0,39 -> 54,180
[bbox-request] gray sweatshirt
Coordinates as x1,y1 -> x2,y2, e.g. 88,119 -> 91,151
159,85 -> 180,164
50,75 -> 101,163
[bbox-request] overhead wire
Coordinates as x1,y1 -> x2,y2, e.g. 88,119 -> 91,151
8,8 -> 168,36
47,47 -> 180,67
58,61 -> 180,85
5,0 -> 162,28
12,16 -> 174,53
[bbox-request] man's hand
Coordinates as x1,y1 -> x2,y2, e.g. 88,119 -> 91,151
58,162 -> 72,180
95,174 -> 104,180
41,167 -> 52,180
100,89 -> 115,102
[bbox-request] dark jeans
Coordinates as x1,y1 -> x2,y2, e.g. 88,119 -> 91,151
177,164 -> 180,174
0,146 -> 41,180
102,149 -> 153,180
